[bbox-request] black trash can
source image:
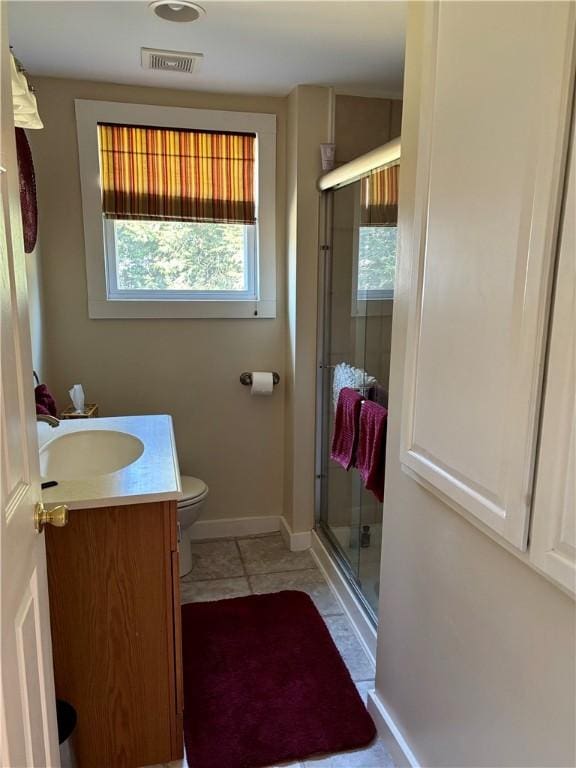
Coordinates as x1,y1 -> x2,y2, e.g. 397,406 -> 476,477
56,700 -> 77,768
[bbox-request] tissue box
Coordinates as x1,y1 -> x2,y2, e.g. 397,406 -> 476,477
59,404 -> 99,419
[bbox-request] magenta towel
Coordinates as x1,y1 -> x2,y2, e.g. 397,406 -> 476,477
330,387 -> 363,470
35,384 -> 57,417
356,401 -> 388,502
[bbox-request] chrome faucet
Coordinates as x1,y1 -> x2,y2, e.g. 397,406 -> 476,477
36,414 -> 60,428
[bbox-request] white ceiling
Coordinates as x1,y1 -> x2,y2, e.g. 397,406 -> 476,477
7,1 -> 406,98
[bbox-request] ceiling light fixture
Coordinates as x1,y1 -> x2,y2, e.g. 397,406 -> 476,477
148,0 -> 206,23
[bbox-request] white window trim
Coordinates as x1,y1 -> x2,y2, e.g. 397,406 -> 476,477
75,99 -> 276,319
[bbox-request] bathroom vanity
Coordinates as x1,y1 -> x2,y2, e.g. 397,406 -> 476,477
40,416 -> 183,768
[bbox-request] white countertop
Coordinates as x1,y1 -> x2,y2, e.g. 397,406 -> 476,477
40,415 -> 182,510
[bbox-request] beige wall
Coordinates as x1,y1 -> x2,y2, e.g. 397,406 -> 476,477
30,77 -> 287,521
335,94 -> 402,165
374,6 -> 576,766
284,85 -> 331,533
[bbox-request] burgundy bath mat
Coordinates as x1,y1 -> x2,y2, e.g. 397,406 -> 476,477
181,590 -> 376,768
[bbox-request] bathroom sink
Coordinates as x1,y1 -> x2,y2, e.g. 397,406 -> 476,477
40,429 -> 145,481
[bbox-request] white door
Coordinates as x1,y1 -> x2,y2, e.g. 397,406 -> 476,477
0,6 -> 60,767
529,107 -> 576,595
399,0 -> 575,549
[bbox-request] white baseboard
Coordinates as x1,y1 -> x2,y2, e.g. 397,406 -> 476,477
279,517 -> 312,552
189,515 -> 281,541
367,689 -> 420,768
310,530 -> 377,664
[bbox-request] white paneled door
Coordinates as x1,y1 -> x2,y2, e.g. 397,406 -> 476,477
400,1 -> 576,549
0,7 -> 60,767
530,112 -> 576,596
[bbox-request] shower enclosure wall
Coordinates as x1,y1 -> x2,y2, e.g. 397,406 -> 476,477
316,142 -> 400,622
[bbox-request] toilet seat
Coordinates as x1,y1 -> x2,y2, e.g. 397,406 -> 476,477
179,475 -> 209,506
177,475 -> 209,577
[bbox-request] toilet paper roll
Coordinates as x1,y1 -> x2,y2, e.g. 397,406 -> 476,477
251,372 -> 274,396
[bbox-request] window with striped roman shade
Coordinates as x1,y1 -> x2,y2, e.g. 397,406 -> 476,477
360,163 -> 399,226
97,123 -> 256,225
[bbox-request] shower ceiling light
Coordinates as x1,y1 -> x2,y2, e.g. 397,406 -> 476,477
149,0 -> 206,23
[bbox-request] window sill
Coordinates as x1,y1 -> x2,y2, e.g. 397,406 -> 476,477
88,299 -> 276,320
351,298 -> 394,318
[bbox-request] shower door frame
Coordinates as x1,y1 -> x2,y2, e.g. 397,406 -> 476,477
315,193 -> 379,626
314,138 -> 402,627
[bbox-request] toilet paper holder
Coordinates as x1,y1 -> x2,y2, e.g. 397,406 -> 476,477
239,372 -> 280,387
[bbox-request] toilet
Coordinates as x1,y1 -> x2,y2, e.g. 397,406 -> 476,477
178,475 -> 209,577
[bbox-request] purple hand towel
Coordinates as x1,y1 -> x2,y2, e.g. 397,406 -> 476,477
330,387 -> 363,470
35,383 -> 58,417
356,401 -> 388,502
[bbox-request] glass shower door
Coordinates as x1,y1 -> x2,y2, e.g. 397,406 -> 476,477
317,164 -> 397,621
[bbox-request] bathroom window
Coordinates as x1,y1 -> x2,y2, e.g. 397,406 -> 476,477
105,220 -> 256,301
76,100 -> 276,318
351,163 -> 398,316
356,225 -> 397,300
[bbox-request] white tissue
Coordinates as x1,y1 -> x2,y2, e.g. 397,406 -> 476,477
69,384 -> 85,413
251,372 -> 274,396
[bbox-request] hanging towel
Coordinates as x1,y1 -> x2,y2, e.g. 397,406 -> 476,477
330,387 -> 364,470
35,383 -> 57,417
356,401 -> 388,502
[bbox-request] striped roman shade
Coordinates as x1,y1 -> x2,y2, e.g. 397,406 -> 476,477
97,123 -> 256,224
360,163 -> 399,226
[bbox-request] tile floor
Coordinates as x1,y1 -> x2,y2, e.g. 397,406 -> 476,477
155,533 -> 395,768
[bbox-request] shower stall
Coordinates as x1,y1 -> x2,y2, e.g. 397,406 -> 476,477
315,140 -> 400,623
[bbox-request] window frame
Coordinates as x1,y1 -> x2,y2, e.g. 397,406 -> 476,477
75,99 -> 276,319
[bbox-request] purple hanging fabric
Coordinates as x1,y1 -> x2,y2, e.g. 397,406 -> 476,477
15,127 -> 38,254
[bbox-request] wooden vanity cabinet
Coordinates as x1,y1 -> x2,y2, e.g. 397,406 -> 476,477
46,500 -> 184,768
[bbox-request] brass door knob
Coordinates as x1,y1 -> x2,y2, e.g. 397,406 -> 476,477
34,502 -> 69,533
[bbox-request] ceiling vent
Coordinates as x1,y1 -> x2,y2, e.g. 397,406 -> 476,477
141,47 -> 203,75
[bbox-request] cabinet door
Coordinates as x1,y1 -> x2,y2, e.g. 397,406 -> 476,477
46,501 -> 179,767
530,119 -> 575,595
400,1 -> 575,549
